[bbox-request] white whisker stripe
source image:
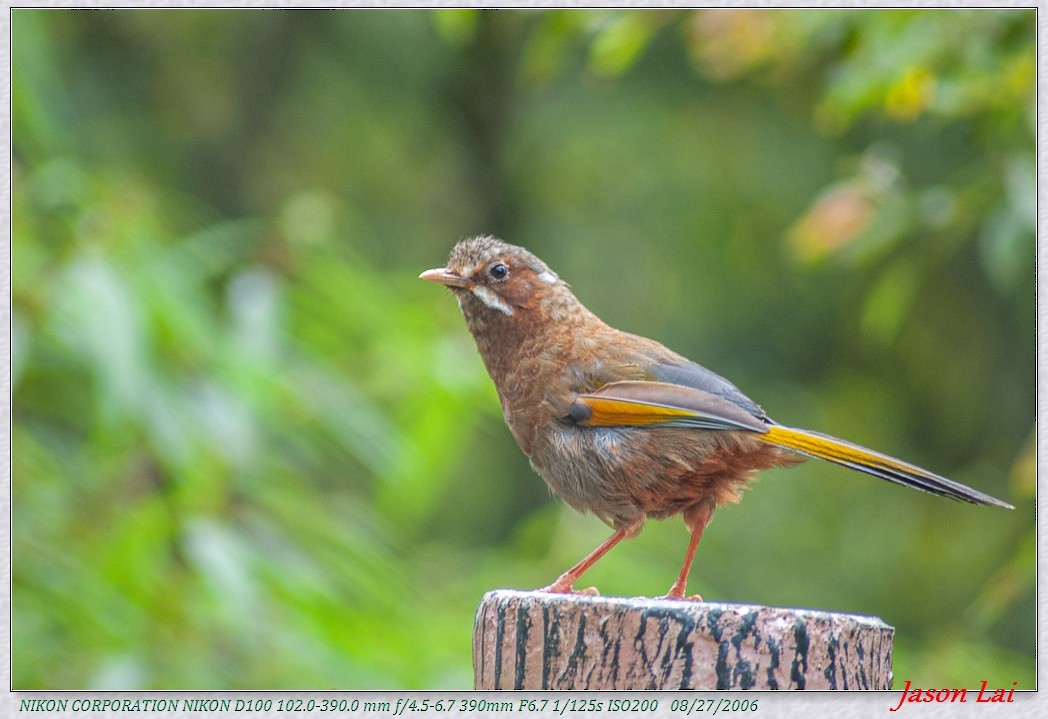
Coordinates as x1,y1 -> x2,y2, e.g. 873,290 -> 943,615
471,285 -> 514,315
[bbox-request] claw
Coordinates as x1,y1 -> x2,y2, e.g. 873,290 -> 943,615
538,582 -> 600,596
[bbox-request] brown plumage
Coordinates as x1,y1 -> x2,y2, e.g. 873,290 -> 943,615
421,235 -> 1012,599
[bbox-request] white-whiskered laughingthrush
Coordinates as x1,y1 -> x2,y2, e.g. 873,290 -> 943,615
421,236 -> 1013,600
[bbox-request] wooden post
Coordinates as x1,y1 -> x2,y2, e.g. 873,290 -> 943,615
473,589 -> 894,690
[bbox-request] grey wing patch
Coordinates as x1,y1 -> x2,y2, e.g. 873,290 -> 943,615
650,361 -> 768,421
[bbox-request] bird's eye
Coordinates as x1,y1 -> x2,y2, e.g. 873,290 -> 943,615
488,262 -> 509,281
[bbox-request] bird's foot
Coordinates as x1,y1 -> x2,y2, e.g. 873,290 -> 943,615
538,580 -> 600,596
662,582 -> 703,601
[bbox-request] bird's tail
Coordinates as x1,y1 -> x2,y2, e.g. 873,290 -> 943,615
761,424 -> 1013,509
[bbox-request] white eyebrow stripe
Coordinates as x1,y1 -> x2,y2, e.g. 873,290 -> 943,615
471,285 -> 514,316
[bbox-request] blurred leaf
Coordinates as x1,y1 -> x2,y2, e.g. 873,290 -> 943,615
182,516 -> 260,622
227,267 -> 283,366
884,65 -> 934,120
787,182 -> 875,263
520,11 -> 582,86
966,528 -> 1034,632
12,310 -> 30,390
90,655 -> 149,690
430,9 -> 479,48
1007,428 -> 1035,500
11,10 -> 74,158
861,258 -> 920,345
587,11 -> 663,77
978,154 -> 1035,293
687,9 -> 793,81
899,635 -> 1035,690
50,256 -> 147,424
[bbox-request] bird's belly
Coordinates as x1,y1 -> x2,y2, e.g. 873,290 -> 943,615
531,424 -> 786,529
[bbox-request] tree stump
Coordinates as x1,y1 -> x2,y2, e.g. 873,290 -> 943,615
473,590 -> 894,690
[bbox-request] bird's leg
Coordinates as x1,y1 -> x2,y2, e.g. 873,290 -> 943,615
663,524 -> 706,600
539,521 -> 639,595
663,500 -> 715,601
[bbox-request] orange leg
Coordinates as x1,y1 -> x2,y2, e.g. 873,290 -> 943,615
540,523 -> 638,595
664,501 -> 715,601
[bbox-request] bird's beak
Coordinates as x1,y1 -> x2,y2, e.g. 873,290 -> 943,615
419,267 -> 470,288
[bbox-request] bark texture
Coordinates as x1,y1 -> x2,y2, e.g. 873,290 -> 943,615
473,590 -> 894,690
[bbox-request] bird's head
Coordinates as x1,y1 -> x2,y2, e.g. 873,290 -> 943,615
420,236 -> 579,335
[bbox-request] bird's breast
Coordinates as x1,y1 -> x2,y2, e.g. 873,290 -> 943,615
528,420 -> 791,529
528,423 -> 639,523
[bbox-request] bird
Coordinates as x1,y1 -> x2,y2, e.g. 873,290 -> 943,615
420,235 -> 1013,600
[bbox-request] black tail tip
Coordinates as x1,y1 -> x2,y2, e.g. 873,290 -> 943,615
962,492 -> 1014,510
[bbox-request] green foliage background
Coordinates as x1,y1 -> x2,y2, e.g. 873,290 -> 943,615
12,9 -> 1035,689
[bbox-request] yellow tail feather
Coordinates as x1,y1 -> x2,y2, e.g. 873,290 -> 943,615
761,425 -> 1012,509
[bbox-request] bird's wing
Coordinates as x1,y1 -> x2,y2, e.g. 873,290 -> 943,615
568,380 -> 769,433
646,360 -> 767,420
